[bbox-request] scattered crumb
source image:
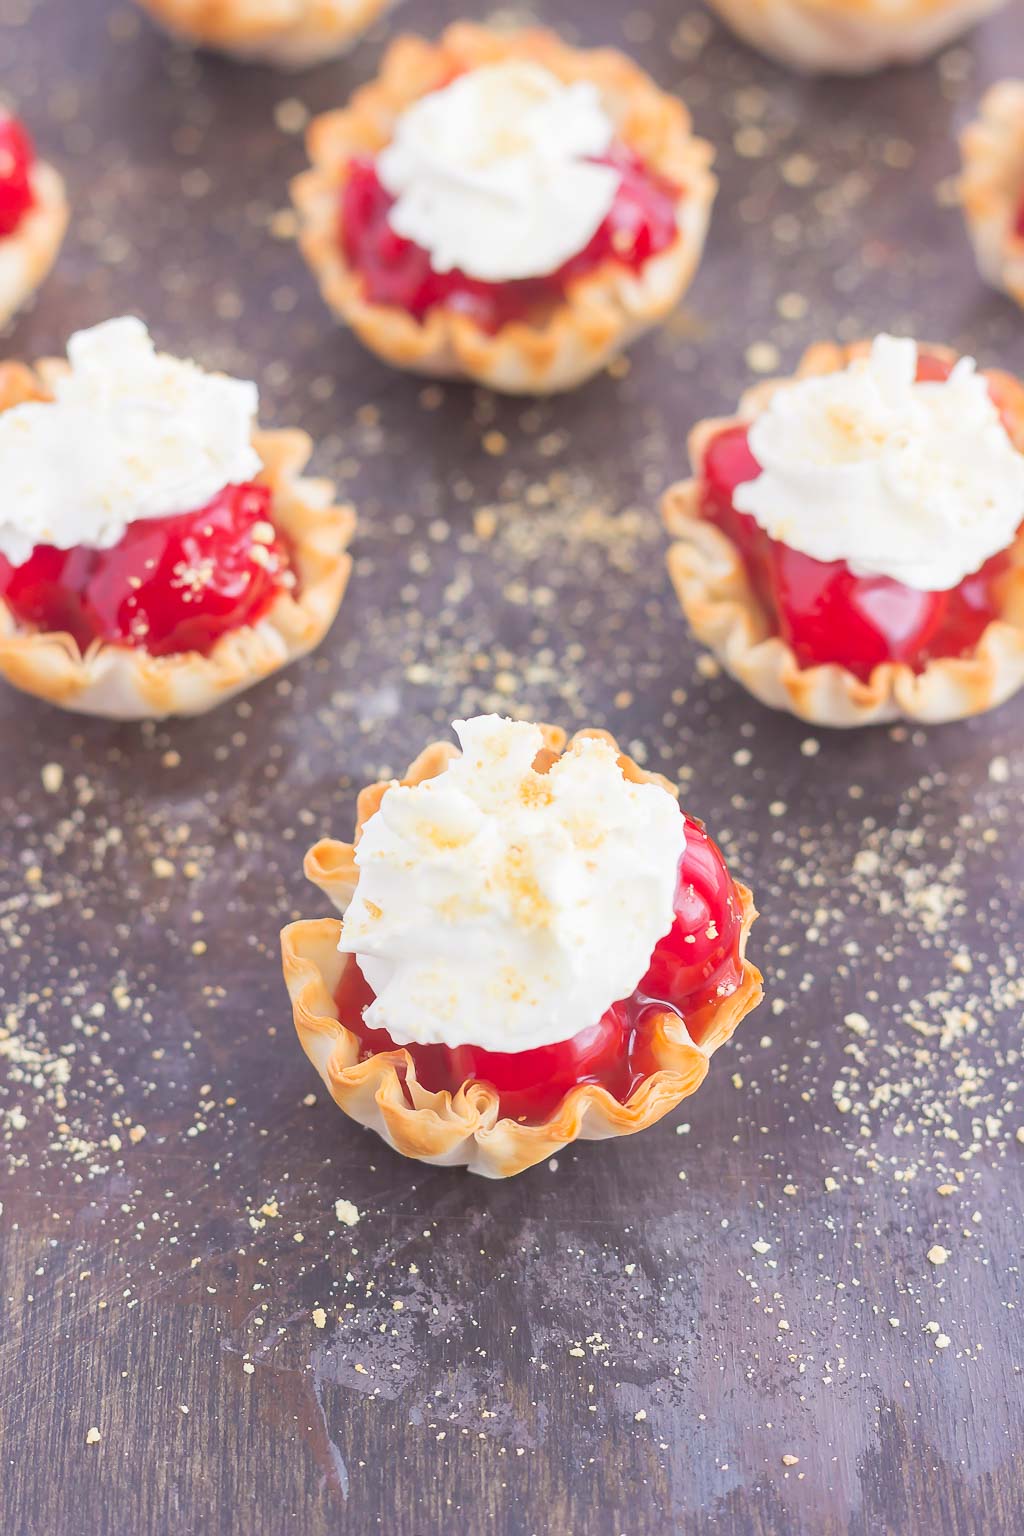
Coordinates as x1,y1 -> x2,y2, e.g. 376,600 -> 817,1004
335,1199 -> 360,1227
273,97 -> 308,134
745,342 -> 780,374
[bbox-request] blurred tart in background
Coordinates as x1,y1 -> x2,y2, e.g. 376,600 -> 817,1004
133,0 -> 389,67
291,23 -> 716,393
282,714 -> 762,1178
961,81 -> 1024,309
0,317 -> 354,718
0,110 -> 67,328
662,335 -> 1024,725
703,0 -> 1007,75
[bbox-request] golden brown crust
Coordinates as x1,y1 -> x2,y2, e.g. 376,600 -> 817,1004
0,362 -> 48,411
282,727 -> 763,1179
291,24 -> 716,395
0,360 -> 356,719
960,81 -> 1024,309
134,0 -> 389,66
0,163 -> 68,327
704,0 -> 1005,74
662,340 -> 1024,727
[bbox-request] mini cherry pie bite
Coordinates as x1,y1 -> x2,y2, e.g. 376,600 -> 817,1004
282,715 -> 762,1179
703,0 -> 1006,74
291,23 -> 716,394
0,110 -> 68,329
133,0 -> 389,67
961,81 -> 1024,310
0,317 -> 355,719
663,336 -> 1024,726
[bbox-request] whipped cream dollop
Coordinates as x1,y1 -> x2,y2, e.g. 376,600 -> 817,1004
338,715 -> 686,1054
0,317 -> 262,568
376,62 -> 622,284
733,334 -> 1024,592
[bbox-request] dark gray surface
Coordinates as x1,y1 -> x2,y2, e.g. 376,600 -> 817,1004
1,2 -> 1023,1533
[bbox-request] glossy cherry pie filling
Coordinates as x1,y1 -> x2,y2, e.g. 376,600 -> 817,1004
700,353 -> 1019,682
0,113 -> 36,238
0,483 -> 294,658
340,142 -> 681,333
334,810 -> 743,1124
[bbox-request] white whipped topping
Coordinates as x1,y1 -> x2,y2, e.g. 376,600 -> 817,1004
338,715 -> 686,1054
0,317 -> 262,567
733,334 -> 1024,592
376,62 -> 622,284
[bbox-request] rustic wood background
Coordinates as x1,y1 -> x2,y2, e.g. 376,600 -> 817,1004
2,1 -> 1023,1532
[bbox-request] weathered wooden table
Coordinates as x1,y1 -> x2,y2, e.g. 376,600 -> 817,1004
2,2 -> 1023,1532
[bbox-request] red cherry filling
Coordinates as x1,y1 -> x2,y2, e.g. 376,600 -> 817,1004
334,811 -> 745,1124
0,483 -> 293,658
0,113 -> 36,238
340,142 -> 680,332
700,353 -> 1017,682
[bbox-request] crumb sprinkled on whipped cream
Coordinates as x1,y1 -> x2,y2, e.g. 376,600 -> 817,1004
337,715 -> 685,1052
